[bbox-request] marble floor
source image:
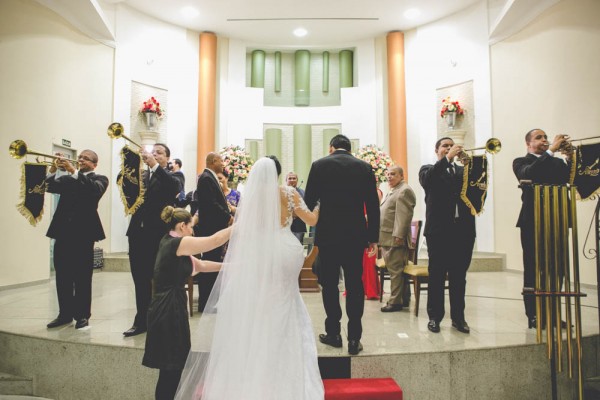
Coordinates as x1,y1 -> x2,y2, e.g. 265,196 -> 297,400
0,270 -> 598,357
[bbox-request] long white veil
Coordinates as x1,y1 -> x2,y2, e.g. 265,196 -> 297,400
175,157 -> 285,399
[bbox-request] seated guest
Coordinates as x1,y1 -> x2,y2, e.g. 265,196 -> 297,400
142,206 -> 232,400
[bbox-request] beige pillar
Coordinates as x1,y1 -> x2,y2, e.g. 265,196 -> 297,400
386,31 -> 408,178
197,32 -> 217,173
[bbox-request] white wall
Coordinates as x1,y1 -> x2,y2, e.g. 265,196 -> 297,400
110,5 -> 199,252
0,0 -> 114,287
491,0 -> 600,282
404,1 -> 494,250
217,38 -> 384,151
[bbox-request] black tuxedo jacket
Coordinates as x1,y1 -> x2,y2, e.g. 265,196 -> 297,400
419,158 -> 475,238
126,166 -> 180,236
304,150 -> 380,247
196,169 -> 231,237
513,152 -> 570,229
46,171 -> 108,242
290,187 -> 307,233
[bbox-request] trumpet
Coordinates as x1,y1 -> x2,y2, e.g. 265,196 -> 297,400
107,122 -> 142,148
458,138 -> 502,163
558,135 -> 600,153
9,139 -> 79,167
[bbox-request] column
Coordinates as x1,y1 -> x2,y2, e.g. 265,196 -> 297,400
248,140 -> 259,162
293,124 -> 312,182
251,50 -> 266,88
197,32 -> 217,173
274,51 -> 282,92
339,50 -> 353,88
386,31 -> 408,177
322,128 -> 339,157
264,128 -> 282,160
322,51 -> 330,92
295,50 -> 310,106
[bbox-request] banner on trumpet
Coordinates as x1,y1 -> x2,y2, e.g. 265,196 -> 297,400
117,146 -> 145,215
17,162 -> 48,226
573,142 -> 600,200
460,155 -> 488,216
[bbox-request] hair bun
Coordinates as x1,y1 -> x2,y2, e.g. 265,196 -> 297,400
161,205 -> 174,223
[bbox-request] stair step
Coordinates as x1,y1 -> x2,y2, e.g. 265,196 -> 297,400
0,373 -> 32,396
0,396 -> 54,399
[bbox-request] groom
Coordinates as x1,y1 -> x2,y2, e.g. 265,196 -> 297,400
304,134 -> 380,355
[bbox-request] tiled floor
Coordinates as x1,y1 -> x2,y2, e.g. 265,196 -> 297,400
0,270 -> 597,356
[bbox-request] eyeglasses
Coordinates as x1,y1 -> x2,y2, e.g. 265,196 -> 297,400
78,155 -> 94,162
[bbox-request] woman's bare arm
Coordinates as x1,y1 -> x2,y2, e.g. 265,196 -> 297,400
176,226 -> 232,256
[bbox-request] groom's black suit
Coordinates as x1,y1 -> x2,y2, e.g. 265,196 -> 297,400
195,168 -> 231,311
304,150 -> 380,341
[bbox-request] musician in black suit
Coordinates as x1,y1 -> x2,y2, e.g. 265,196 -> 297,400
195,152 -> 233,312
45,150 -> 108,330
419,137 -> 475,334
304,134 -> 380,355
124,143 -> 180,337
286,171 -> 307,243
513,129 -> 571,328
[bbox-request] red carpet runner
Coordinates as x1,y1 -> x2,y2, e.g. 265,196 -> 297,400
323,378 -> 403,400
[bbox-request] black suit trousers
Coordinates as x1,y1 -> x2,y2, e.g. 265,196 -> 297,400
128,228 -> 163,328
426,232 -> 475,323
318,244 -> 365,340
196,247 -> 223,312
520,225 -> 537,319
53,238 -> 94,320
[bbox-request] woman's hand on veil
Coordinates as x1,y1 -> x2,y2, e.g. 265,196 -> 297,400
191,257 -> 222,275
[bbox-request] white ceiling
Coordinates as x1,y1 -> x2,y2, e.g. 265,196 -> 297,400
102,0 -> 481,46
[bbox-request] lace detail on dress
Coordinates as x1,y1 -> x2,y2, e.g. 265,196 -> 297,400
281,186 -> 296,228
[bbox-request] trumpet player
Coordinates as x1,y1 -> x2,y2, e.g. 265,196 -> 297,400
419,137 -> 476,334
45,151 -> 108,330
513,129 -> 572,329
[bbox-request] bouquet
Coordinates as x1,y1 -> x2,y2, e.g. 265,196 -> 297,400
355,145 -> 394,184
440,97 -> 464,118
219,145 -> 254,183
139,97 -> 165,119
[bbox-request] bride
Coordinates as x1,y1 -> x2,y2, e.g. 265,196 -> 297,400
175,156 -> 324,399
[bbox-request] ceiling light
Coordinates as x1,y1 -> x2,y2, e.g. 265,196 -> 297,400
403,8 -> 421,20
293,28 -> 308,38
181,6 -> 199,19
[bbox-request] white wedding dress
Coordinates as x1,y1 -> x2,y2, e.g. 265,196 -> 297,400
175,158 -> 324,400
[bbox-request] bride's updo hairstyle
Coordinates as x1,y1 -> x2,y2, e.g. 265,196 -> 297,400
161,206 -> 192,230
266,155 -> 282,177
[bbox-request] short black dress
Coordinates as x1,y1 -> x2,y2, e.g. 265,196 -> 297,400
142,235 -> 192,370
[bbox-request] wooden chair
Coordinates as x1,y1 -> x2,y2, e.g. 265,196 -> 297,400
377,221 -> 424,312
185,276 -> 194,317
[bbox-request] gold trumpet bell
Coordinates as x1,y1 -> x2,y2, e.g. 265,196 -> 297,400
107,122 -> 124,139
9,139 -> 27,159
486,138 -> 502,154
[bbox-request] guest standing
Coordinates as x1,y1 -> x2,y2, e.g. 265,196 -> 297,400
217,169 -> 241,213
513,129 -> 571,328
195,152 -> 232,312
419,137 -> 475,334
143,206 -> 231,400
305,134 -> 380,355
286,171 -> 307,244
45,150 -> 108,329
379,166 -> 416,312
124,144 -> 180,337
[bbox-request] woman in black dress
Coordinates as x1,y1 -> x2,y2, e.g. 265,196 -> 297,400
142,206 -> 231,400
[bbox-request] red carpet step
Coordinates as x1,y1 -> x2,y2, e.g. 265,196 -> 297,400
324,378 -> 403,400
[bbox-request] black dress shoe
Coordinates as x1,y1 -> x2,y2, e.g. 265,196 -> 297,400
380,304 -> 403,312
318,333 -> 342,348
75,319 -> 89,329
123,326 -> 147,337
427,320 -> 440,333
528,317 -> 537,329
348,340 -> 363,355
47,317 -> 72,329
452,320 -> 470,334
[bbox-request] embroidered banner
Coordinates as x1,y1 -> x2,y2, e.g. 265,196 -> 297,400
16,162 -> 47,226
117,146 -> 145,215
573,143 -> 600,200
460,155 -> 488,216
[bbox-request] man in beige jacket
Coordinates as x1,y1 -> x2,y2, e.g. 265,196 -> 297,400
379,165 -> 416,312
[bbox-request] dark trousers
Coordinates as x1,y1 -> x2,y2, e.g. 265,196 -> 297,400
292,231 -> 305,244
520,225 -> 537,319
155,369 -> 182,400
128,229 -> 163,328
319,244 -> 365,340
426,233 -> 475,323
53,238 -> 94,320
196,246 -> 223,312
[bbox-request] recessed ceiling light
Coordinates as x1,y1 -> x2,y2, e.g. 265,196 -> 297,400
181,6 -> 199,19
293,28 -> 308,37
403,8 -> 421,20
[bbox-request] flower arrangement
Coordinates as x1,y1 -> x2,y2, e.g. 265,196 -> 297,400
354,145 -> 394,184
440,97 -> 464,118
219,145 -> 254,183
139,97 -> 165,119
